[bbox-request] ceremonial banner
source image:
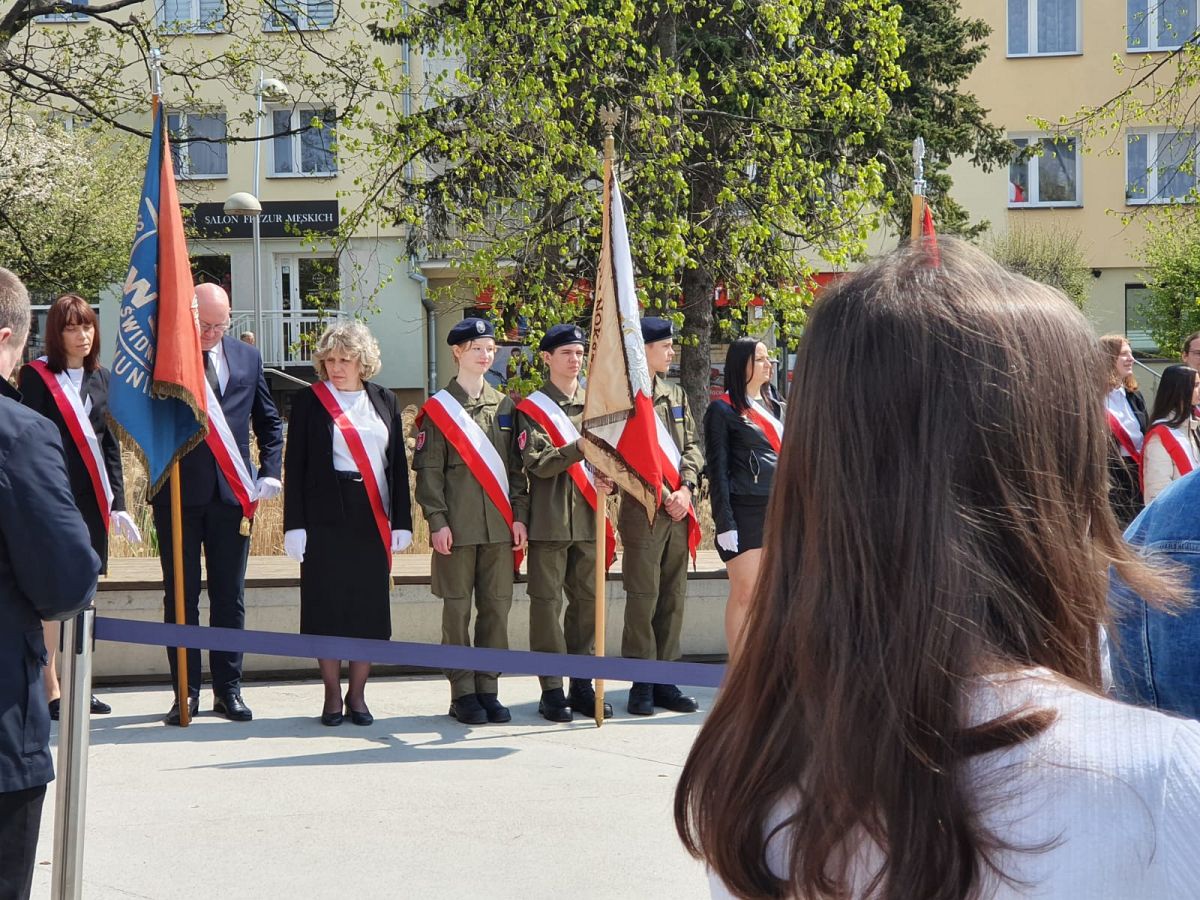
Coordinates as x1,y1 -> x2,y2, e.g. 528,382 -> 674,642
108,104 -> 208,496
579,169 -> 663,522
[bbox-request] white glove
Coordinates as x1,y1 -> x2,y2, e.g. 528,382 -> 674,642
391,529 -> 413,553
255,476 -> 282,501
111,510 -> 143,543
284,528 -> 307,562
717,530 -> 739,553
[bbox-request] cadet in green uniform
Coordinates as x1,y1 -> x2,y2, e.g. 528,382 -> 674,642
619,317 -> 704,716
516,324 -> 614,722
413,318 -> 529,726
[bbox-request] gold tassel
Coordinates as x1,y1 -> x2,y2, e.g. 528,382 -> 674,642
239,517 -> 252,537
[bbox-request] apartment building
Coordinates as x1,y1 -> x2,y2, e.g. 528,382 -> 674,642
953,0 -> 1197,362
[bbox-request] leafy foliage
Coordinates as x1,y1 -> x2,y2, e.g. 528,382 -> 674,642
1136,212 -> 1200,355
985,222 -> 1092,309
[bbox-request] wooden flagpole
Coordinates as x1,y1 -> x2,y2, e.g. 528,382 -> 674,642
910,136 -> 926,242
593,107 -> 620,728
170,461 -> 190,726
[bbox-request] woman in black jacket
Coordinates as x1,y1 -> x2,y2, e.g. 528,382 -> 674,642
1100,334 -> 1148,529
19,293 -> 141,719
283,322 -> 413,725
704,338 -> 783,659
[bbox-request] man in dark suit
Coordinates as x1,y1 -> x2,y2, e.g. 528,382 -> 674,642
153,282 -> 283,725
0,267 -> 100,900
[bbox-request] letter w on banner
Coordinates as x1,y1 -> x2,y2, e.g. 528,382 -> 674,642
580,167 -> 663,522
108,103 -> 209,495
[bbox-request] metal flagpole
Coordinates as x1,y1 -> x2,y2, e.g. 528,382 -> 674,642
910,136 -> 926,242
51,607 -> 95,900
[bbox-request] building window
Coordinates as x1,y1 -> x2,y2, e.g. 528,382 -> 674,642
1126,130 -> 1198,203
1128,0 -> 1197,51
1008,0 -> 1079,55
1009,135 -> 1081,207
158,0 -> 225,31
263,0 -> 334,31
1126,284 -> 1160,356
166,111 -> 228,180
35,0 -> 88,21
270,107 -> 336,177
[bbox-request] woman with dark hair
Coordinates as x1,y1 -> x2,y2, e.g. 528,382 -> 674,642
676,239 -> 1200,899
703,337 -> 782,657
19,293 -> 141,719
1100,334 -> 1148,528
283,322 -> 413,726
1141,364 -> 1200,504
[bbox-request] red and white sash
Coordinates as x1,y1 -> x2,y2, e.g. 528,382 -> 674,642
516,389 -> 617,569
1141,422 -> 1197,493
653,412 -> 701,563
313,381 -> 391,555
718,392 -> 782,453
203,381 -> 258,527
418,389 -> 524,569
28,359 -> 113,529
1106,410 -> 1142,465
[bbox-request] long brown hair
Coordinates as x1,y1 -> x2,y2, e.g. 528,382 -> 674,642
45,293 -> 101,373
675,239 -> 1181,899
1099,333 -> 1138,392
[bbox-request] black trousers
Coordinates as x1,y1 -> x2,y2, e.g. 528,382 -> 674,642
0,784 -> 47,900
153,499 -> 250,700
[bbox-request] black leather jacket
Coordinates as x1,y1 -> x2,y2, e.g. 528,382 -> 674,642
702,395 -> 783,534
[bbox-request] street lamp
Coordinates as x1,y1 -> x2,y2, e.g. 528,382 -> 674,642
224,73 -> 290,363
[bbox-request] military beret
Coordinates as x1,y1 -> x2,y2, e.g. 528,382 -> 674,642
640,317 -> 673,343
447,317 -> 494,346
539,323 -> 587,352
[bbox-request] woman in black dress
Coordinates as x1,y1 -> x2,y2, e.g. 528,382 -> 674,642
19,293 -> 141,718
703,338 -> 783,659
283,322 -> 413,725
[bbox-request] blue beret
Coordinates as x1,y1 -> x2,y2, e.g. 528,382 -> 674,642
640,317 -> 673,343
539,323 -> 587,352
448,317 -> 494,346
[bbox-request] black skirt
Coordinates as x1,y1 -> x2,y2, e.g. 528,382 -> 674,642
716,495 -> 770,563
299,478 -> 393,641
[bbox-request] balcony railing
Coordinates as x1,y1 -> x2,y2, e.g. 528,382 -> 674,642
230,309 -> 350,368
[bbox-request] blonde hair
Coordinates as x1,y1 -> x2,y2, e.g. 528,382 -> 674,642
312,321 -> 382,381
1099,334 -> 1138,392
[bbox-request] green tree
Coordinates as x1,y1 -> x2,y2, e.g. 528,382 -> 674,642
986,222 -> 1092,309
351,0 -> 907,423
1136,212 -> 1200,355
0,120 -> 142,298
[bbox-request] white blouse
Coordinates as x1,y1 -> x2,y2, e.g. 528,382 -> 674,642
65,367 -> 91,414
1142,418 -> 1200,504
327,385 -> 390,512
1106,387 -> 1144,457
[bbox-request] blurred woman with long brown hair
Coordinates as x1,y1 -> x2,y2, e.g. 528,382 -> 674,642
676,239 -> 1200,899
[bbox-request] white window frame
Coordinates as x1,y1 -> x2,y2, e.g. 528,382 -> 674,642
166,110 -> 228,181
157,0 -> 225,33
1128,0 -> 1199,51
1007,0 -> 1082,57
262,0 -> 334,32
1126,128 -> 1199,205
268,106 -> 337,178
1007,133 -> 1083,208
35,0 -> 88,22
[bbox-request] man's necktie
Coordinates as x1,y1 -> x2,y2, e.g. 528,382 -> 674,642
204,351 -> 220,396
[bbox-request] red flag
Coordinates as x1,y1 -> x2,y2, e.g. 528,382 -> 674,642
921,201 -> 940,268
580,164 -> 663,522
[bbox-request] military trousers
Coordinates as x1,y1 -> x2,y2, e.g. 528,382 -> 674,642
432,541 -> 514,699
618,508 -> 689,662
527,538 -> 598,691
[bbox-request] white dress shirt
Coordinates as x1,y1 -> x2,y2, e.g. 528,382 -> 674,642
328,385 -> 390,513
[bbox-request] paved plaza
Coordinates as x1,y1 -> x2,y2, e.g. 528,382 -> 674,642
32,674 -> 715,899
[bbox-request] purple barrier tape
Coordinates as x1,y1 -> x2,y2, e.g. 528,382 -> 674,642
93,617 -> 726,689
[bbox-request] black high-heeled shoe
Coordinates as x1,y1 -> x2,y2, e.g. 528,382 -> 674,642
320,706 -> 344,726
344,694 -> 373,727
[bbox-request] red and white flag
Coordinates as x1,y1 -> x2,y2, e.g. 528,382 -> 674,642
579,168 -> 663,522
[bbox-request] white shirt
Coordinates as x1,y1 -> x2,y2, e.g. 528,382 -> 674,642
65,366 -> 91,414
1106,387 -> 1144,457
205,341 -> 229,394
1142,417 -> 1200,504
327,385 -> 390,512
709,670 -> 1200,899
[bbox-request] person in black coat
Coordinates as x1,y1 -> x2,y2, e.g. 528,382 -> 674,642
0,268 -> 99,900
1101,335 -> 1149,529
18,294 -> 141,720
704,338 -> 783,659
283,322 -> 413,726
151,283 -> 284,725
